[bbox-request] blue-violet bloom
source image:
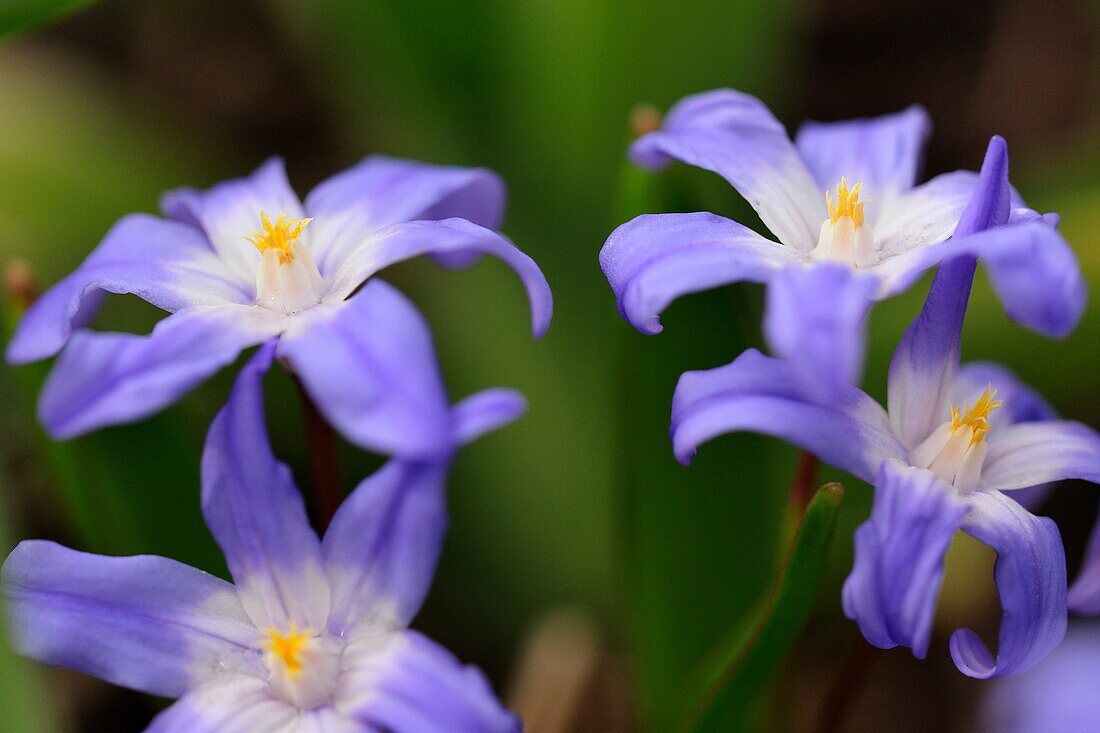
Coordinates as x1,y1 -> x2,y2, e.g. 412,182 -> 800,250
2,340 -> 523,732
667,140 -> 1100,677
980,623 -> 1100,732
601,90 -> 1084,401
6,156 -> 552,456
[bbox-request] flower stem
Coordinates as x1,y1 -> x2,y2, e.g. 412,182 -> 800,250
293,377 -> 342,531
789,450 -> 820,511
814,637 -> 879,733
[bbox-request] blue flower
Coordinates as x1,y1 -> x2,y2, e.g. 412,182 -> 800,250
6,156 -> 552,455
2,342 -> 522,732
980,623 -> 1100,732
666,144 -> 1100,677
601,90 -> 1084,402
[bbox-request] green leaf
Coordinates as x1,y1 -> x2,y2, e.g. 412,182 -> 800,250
675,483 -> 845,733
0,0 -> 100,39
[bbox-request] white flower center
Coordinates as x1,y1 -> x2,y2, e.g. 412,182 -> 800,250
811,178 -> 880,267
247,211 -> 327,314
909,386 -> 1002,492
262,624 -> 342,710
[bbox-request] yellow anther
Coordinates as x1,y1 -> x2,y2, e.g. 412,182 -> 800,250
263,624 -> 313,677
950,386 -> 1004,446
826,177 -> 866,227
246,211 -> 313,264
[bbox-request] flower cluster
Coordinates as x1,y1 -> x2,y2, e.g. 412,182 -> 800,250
3,156 -> 553,730
603,90 -> 1099,678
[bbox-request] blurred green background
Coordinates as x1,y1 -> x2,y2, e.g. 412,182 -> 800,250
0,0 -> 1097,731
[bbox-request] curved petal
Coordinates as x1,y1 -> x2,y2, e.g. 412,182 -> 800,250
202,344 -> 330,632
6,214 -> 251,364
670,349 -> 904,481
302,155 -> 506,276
146,676 -> 297,733
279,280 -> 455,459
874,220 -> 1086,337
630,89 -> 824,249
794,105 -> 931,207
600,211 -> 800,335
981,421 -> 1100,492
842,461 -> 968,658
37,304 -> 285,439
950,489 -> 1067,679
1068,509 -> 1100,614
1,541 -> 263,698
763,261 -> 877,404
161,157 -> 304,284
451,388 -> 527,446
324,218 -> 551,338
322,460 -> 449,636
336,631 -> 520,733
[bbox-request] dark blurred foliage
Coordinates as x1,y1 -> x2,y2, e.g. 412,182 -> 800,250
0,0 -> 1097,731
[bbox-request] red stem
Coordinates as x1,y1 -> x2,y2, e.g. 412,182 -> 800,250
294,378 -> 342,531
813,638 -> 879,733
789,450 -> 821,511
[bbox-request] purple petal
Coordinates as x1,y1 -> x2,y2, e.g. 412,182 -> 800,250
451,388 -> 527,446
875,220 -> 1087,337
952,137 -> 1013,237
1,540 -> 262,698
322,218 -> 551,338
1068,510 -> 1100,614
145,676 -> 295,732
202,344 -> 330,631
794,105 -> 931,203
6,215 -> 251,364
161,157 -> 304,284
670,349 -> 904,480
37,304 -> 284,439
599,211 -> 801,335
982,421 -> 1100,492
887,137 -> 1028,449
980,624 -> 1100,733
763,261 -> 877,404
885,258 -> 973,450
630,89 -> 824,249
278,280 -> 454,459
952,361 -> 1059,511
950,489 -> 1067,679
302,155 -> 506,276
337,630 -> 520,733
322,460 -> 449,636
293,709 -> 364,733
842,461 -> 968,658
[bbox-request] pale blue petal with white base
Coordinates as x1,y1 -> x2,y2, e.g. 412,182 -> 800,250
630,89 -> 824,249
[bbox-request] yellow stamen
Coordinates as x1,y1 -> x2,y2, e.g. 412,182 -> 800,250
950,386 -> 1004,446
263,624 -> 313,677
246,211 -> 313,264
826,177 -> 866,227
